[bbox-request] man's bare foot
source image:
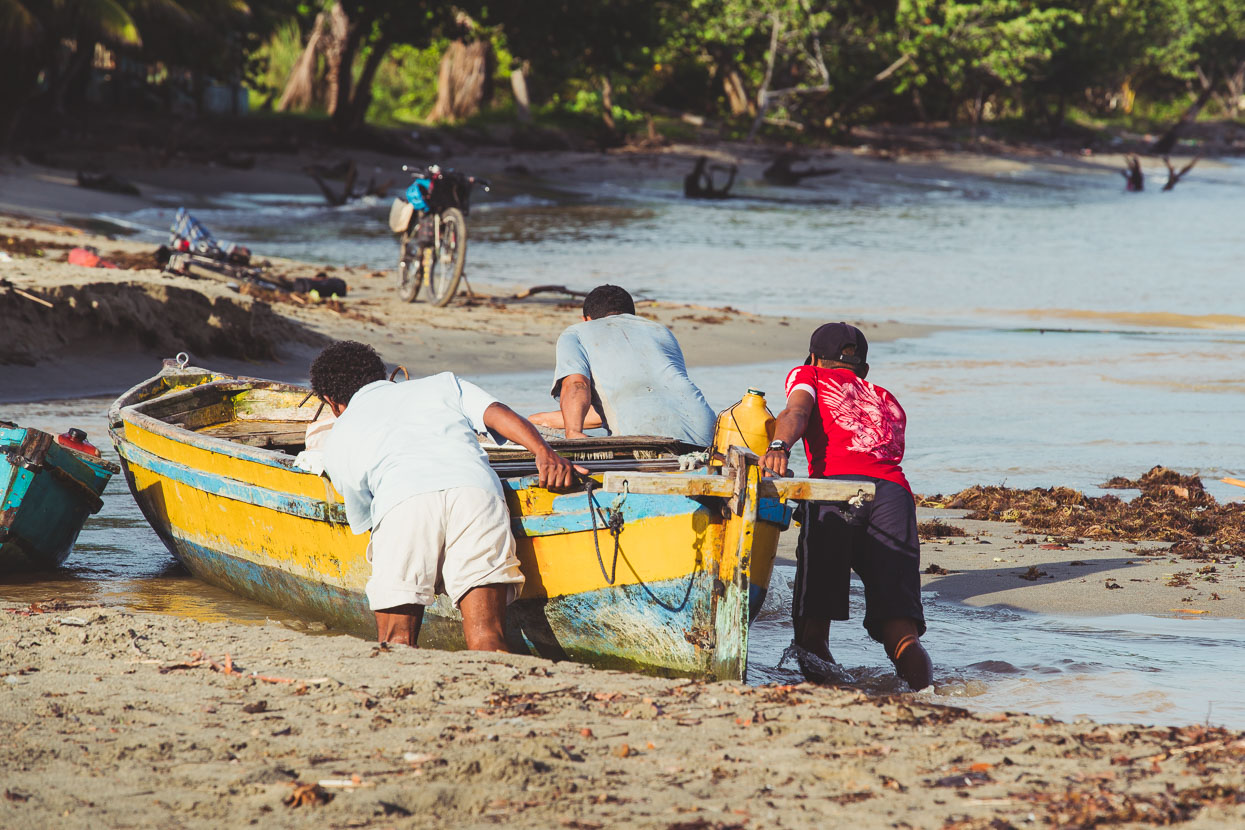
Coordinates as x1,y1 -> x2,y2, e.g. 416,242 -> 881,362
882,618 -> 933,691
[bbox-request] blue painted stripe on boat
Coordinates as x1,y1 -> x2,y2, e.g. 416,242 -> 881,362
517,494 -> 788,536
117,440 -> 349,524
118,436 -> 788,538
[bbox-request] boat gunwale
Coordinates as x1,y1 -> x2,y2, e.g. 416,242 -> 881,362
111,370 -> 712,487
116,378 -> 312,471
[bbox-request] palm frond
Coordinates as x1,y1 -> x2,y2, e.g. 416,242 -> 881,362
127,0 -> 193,25
0,0 -> 42,43
73,0 -> 143,46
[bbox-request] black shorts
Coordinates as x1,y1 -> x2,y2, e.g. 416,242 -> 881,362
792,476 -> 925,643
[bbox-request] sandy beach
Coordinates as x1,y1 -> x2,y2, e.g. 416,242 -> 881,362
0,208 -> 935,403
4,584 -> 1245,830
4,141 -> 1245,827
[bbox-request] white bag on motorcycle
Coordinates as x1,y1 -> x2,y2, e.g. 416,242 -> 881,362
388,198 -> 415,234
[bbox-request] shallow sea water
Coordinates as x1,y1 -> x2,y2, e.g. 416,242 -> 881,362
4,157 -> 1245,727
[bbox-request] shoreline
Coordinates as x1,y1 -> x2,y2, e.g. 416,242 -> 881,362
0,209 -> 941,405
3,593 -> 1245,829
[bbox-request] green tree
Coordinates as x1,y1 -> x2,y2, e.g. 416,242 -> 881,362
894,0 -> 1079,125
1188,0 -> 1245,116
469,0 -> 664,131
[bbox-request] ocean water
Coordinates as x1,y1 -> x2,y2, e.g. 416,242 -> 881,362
109,155 -> 1245,496
4,154 -> 1245,726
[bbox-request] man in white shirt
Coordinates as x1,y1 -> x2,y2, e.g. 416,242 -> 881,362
311,340 -> 584,650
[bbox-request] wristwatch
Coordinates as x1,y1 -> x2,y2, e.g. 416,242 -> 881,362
768,439 -> 790,456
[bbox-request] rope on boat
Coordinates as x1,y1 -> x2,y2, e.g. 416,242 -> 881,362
582,478 -> 695,614
583,478 -> 623,585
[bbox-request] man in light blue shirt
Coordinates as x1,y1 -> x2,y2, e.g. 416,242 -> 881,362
311,341 -> 583,650
531,285 -> 716,445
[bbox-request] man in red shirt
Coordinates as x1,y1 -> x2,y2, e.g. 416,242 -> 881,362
761,322 -> 933,690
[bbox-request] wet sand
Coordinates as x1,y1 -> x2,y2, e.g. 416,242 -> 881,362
4,594 -> 1245,829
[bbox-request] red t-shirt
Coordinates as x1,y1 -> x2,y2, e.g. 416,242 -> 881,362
784,365 -> 911,492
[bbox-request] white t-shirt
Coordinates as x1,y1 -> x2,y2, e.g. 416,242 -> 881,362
322,373 -> 504,534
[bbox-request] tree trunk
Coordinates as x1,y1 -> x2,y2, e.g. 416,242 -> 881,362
911,87 -> 928,122
344,36 -> 393,131
429,40 -> 495,123
1204,61 -> 1244,120
1224,60 -> 1245,119
1039,92 -> 1066,136
328,2 -> 361,120
722,67 -> 750,116
747,15 -> 783,141
970,84 -> 986,129
825,53 -> 912,130
277,12 -> 327,112
1151,81 -> 1214,155
600,75 -> 615,130
510,65 -> 531,122
53,39 -> 96,113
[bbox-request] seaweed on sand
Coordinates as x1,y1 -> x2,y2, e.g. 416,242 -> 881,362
918,466 -> 1245,560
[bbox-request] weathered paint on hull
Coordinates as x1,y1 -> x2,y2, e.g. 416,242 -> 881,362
121,447 -> 755,678
109,369 -> 788,680
0,426 -> 117,569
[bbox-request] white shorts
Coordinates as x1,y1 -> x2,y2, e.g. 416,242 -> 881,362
364,486 -> 523,611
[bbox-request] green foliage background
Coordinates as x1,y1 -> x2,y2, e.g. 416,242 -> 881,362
5,0 -> 1245,141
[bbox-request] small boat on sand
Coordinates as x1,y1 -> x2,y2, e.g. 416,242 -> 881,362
108,358 -> 873,680
1,422 -> 118,568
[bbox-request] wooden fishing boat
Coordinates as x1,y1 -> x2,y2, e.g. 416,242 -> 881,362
1,422 -> 118,568
108,357 -> 873,680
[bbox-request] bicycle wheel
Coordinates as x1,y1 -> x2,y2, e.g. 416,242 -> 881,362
396,232 -> 421,303
425,207 -> 467,307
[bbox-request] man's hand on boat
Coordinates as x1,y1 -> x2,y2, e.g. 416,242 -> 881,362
761,448 -> 790,478
483,403 -> 589,489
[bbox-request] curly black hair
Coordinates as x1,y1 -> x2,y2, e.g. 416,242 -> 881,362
310,341 -> 386,406
582,284 -> 634,320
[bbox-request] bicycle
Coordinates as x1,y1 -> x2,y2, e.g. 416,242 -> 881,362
387,164 -> 490,306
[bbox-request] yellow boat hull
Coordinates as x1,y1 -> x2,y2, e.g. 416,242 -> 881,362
109,365 -> 788,680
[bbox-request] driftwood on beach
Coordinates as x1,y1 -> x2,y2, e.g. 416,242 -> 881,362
508,284 -> 588,300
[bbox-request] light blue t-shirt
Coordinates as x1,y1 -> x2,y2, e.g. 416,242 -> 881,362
322,373 -> 504,535
551,314 -> 715,445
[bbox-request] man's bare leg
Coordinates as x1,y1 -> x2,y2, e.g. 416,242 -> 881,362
375,604 -> 424,646
459,584 -> 510,652
882,617 -> 933,690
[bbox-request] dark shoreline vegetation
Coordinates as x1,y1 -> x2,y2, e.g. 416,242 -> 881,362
3,1 -> 1244,158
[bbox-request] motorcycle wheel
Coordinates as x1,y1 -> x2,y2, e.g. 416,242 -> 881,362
425,207 -> 467,307
396,232 -> 421,303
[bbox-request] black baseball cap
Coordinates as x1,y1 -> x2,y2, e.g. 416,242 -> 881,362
805,322 -> 868,366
